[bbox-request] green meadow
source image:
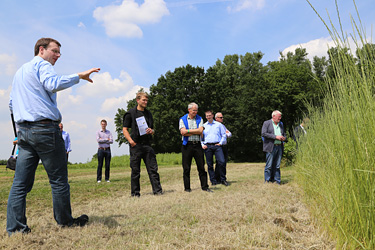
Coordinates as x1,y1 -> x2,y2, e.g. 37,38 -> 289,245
0,156 -> 334,249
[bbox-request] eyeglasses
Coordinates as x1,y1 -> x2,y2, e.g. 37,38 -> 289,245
49,49 -> 61,56
217,117 -> 223,119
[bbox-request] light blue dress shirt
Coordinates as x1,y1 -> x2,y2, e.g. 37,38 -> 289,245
9,56 -> 80,123
62,131 -> 72,152
202,120 -> 227,145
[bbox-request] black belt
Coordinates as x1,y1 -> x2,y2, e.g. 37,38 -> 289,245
206,142 -> 219,145
21,119 -> 60,125
187,141 -> 200,145
99,147 -> 110,150
274,144 -> 282,146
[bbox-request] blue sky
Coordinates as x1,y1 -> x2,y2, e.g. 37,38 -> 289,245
0,0 -> 373,163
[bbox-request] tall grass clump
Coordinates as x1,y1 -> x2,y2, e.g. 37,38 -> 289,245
296,1 -> 375,248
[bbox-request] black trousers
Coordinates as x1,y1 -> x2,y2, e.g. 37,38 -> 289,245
130,144 -> 162,195
181,143 -> 208,190
97,148 -> 111,181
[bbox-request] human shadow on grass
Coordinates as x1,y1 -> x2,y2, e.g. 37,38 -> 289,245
89,215 -> 126,228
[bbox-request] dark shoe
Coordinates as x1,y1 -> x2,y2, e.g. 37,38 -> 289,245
154,191 -> 163,195
184,189 -> 192,192
72,214 -> 89,227
211,182 -> 218,186
131,192 -> 141,197
23,227 -> 31,234
202,188 -> 213,193
221,181 -> 229,186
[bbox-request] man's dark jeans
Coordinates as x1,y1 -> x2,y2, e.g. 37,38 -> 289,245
204,144 -> 225,184
7,122 -> 73,235
97,148 -> 111,181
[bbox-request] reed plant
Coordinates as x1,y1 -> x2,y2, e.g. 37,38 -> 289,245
296,1 -> 375,248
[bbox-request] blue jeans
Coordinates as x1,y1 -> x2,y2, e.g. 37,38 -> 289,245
97,148 -> 111,181
264,145 -> 282,184
216,144 -> 228,181
7,122 -> 73,234
204,145 -> 226,184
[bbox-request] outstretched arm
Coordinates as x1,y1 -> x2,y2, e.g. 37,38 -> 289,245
78,68 -> 100,83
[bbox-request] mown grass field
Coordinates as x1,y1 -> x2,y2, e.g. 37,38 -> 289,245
0,157 -> 334,249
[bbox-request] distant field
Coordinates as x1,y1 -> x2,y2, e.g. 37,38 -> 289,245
0,162 -> 334,249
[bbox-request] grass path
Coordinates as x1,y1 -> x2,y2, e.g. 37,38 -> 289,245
0,163 -> 335,249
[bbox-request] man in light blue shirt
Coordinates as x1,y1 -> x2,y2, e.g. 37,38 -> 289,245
202,110 -> 227,186
7,37 -> 100,235
59,123 -> 72,161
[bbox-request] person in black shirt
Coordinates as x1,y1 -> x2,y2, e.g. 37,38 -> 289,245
122,92 -> 163,197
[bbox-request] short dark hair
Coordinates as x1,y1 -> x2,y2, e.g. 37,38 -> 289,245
34,38 -> 61,56
101,119 -> 107,124
205,110 -> 213,115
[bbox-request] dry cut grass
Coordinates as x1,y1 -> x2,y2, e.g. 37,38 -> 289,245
0,163 -> 335,249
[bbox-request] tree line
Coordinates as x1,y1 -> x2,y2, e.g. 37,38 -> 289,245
114,45 -> 374,162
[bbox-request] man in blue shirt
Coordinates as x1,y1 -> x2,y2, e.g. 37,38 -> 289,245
7,37 -> 100,235
59,123 -> 72,161
202,110 -> 227,186
261,110 -> 286,184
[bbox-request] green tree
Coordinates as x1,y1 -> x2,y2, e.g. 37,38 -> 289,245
149,65 -> 206,153
114,90 -> 140,147
265,48 -> 318,134
312,55 -> 329,82
113,50 -> 326,162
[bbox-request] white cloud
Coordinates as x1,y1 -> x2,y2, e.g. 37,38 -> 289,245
168,0 -> 232,8
281,37 -> 336,61
93,0 -> 170,38
66,120 -> 88,130
101,85 -> 149,112
78,22 -> 86,28
57,88 -> 83,110
77,70 -> 134,97
281,37 -> 365,62
227,0 -> 265,12
0,53 -> 17,76
0,86 -> 11,114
